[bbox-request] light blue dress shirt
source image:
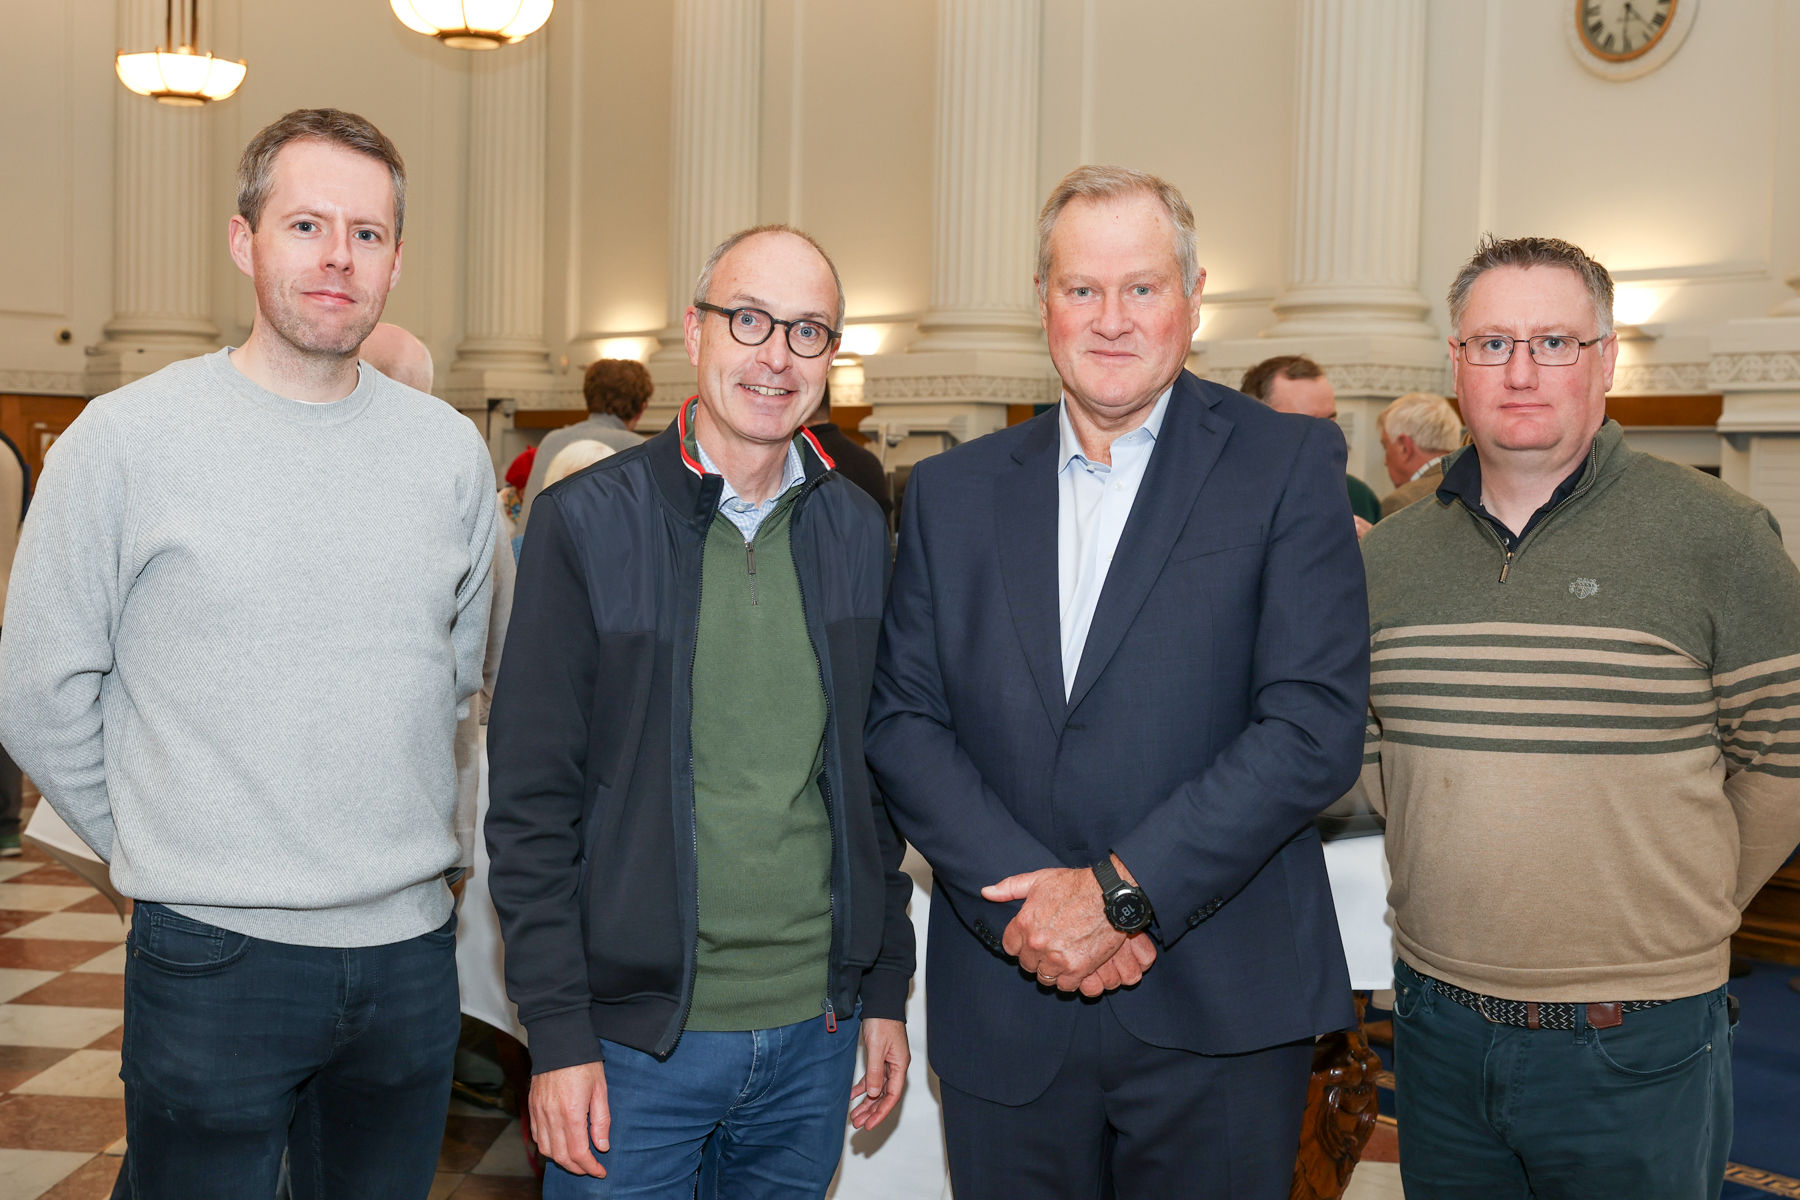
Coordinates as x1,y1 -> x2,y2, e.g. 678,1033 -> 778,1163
1057,386 -> 1173,700
696,437 -> 806,542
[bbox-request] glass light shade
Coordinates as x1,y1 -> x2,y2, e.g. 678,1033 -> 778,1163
116,48 -> 247,104
389,0 -> 553,48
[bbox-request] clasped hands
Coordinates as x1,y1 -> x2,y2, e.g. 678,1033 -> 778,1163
980,857 -> 1157,997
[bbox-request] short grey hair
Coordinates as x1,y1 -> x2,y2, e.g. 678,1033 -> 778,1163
1037,166 -> 1200,300
1447,234 -> 1615,338
1379,392 -> 1462,453
692,224 -> 846,328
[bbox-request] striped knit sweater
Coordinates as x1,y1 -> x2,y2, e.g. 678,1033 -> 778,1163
1360,419 -> 1800,1002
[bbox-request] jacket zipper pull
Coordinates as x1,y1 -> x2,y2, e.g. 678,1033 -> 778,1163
745,540 -> 757,605
1499,550 -> 1513,583
822,997 -> 837,1033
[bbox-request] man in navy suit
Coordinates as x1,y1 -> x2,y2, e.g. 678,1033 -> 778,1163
865,166 -> 1369,1198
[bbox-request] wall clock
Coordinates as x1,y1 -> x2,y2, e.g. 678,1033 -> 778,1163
1567,0 -> 1699,81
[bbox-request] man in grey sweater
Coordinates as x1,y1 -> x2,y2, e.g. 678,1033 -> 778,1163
0,109 -> 495,1200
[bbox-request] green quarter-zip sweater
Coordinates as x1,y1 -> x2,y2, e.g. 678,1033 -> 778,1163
685,457 -> 833,1033
1360,419 -> 1800,1002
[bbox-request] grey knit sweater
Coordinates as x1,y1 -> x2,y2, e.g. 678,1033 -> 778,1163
0,349 -> 497,947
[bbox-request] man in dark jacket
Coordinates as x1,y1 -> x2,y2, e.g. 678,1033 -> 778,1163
487,224 -> 914,1195
866,167 -> 1366,1199
805,384 -> 892,524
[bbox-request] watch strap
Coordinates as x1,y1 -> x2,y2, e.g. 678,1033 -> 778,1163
1092,856 -> 1125,895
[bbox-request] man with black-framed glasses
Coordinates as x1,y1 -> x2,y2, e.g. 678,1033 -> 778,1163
486,223 -> 913,1198
1359,235 -> 1800,1198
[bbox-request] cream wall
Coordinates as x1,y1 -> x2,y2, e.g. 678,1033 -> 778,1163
4,0 -> 1799,506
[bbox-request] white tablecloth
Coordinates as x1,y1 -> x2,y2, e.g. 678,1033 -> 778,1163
1320,833 -> 1396,991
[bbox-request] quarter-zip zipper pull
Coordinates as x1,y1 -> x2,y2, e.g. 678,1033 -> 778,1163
745,540 -> 758,605
822,996 -> 837,1033
1499,550 -> 1513,583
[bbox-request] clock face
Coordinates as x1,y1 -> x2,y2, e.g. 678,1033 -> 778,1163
1578,0 -> 1677,62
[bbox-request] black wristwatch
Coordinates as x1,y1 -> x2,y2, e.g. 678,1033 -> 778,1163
1092,856 -> 1153,933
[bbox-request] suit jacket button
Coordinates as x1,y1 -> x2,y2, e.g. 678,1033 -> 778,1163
1188,911 -> 1202,927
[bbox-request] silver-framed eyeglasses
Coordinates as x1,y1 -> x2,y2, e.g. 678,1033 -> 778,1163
695,302 -> 840,359
1457,334 -> 1604,367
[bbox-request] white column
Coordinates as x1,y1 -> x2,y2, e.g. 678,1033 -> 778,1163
857,0 -> 1055,468
652,0 -> 762,363
454,36 -> 552,378
1267,0 -> 1434,339
87,0 -> 220,394
1197,0 -> 1443,495
910,0 -> 1042,353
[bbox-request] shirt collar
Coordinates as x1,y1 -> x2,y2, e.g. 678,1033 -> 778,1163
692,422 -> 806,511
1057,384 -> 1173,474
1436,441 -> 1592,549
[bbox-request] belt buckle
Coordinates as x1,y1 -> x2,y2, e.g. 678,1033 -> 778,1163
1475,994 -> 1498,1024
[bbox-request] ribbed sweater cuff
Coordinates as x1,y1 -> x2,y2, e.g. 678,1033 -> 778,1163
525,1008 -> 604,1074
857,967 -> 910,1022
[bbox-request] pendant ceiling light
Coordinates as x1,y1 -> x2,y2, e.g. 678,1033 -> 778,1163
389,0 -> 555,50
116,0 -> 247,106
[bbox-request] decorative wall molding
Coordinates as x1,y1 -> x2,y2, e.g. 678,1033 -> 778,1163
0,369 -> 89,396
1198,361 -> 1447,397
441,385 -> 576,412
864,373 -> 1059,403
1709,353 -> 1800,390
1612,362 -> 1711,395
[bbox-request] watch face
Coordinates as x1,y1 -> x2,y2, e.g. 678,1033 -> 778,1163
1109,891 -> 1151,932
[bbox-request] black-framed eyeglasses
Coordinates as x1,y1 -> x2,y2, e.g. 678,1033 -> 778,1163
1457,334 -> 1604,367
695,302 -> 840,359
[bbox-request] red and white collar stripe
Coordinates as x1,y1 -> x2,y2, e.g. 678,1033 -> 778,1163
677,395 -> 838,475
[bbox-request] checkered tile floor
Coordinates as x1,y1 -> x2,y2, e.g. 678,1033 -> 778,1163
0,803 -> 540,1200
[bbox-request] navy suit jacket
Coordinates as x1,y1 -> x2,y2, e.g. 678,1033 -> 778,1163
865,370 -> 1367,1105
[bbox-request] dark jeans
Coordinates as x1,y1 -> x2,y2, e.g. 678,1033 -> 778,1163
940,998 -> 1314,1200
115,902 -> 460,1200
1392,958 -> 1733,1200
542,1008 -> 862,1199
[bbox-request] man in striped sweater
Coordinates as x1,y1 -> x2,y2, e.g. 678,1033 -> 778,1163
1360,235 -> 1800,1200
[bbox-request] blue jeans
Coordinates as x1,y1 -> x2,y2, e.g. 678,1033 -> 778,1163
544,1008 -> 862,1199
1391,958 -> 1733,1200
116,902 -> 460,1200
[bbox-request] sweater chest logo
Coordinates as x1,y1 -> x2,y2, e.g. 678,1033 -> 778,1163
1568,577 -> 1600,599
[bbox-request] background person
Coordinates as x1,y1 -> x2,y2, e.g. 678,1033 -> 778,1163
540,438 -> 615,489
1362,235 -> 1800,1199
1242,354 -> 1383,535
804,382 -> 892,524
358,320 -> 434,393
519,357 -> 652,534
866,166 -> 1368,1200
0,429 -> 25,857
0,109 -> 496,1199
1376,391 -> 1460,517
487,224 -> 914,1196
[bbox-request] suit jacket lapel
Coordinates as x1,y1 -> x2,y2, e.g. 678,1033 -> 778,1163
995,413 -> 1067,734
1065,374 -> 1234,713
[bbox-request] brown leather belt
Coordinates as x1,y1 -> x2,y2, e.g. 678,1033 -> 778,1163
1428,976 -> 1669,1031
